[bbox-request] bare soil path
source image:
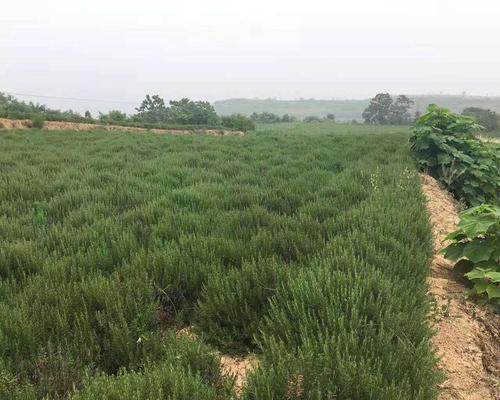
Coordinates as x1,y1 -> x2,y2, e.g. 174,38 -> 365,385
422,174 -> 499,400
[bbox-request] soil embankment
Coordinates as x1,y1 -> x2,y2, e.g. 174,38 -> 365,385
422,174 -> 499,400
0,118 -> 244,137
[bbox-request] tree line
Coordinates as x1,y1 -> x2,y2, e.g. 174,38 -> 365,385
250,112 -> 336,123
2,91 -> 499,131
0,93 -> 256,132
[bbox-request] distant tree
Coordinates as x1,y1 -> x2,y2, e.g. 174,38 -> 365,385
133,95 -> 220,126
0,94 -> 35,119
220,114 -> 255,131
0,92 -> 8,118
250,112 -> 282,123
47,109 -> 85,123
414,110 -> 422,121
462,107 -> 498,131
167,98 -> 219,125
84,110 -> 92,119
362,93 -> 393,124
303,116 -> 322,123
281,114 -> 297,123
326,113 -> 336,121
135,94 -> 168,123
99,110 -> 127,124
363,93 -> 414,124
388,95 -> 414,124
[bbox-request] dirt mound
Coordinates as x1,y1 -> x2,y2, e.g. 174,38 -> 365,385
422,174 -> 500,400
0,118 -> 244,137
0,118 -> 33,129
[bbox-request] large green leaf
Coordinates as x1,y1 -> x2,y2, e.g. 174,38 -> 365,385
444,230 -> 467,241
465,268 -> 487,281
462,240 -> 496,263
471,280 -> 489,294
484,270 -> 500,283
441,242 -> 466,261
459,213 -> 498,237
486,284 -> 500,299
436,153 -> 452,165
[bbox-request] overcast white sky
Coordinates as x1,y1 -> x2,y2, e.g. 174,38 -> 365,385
1,0 -> 500,113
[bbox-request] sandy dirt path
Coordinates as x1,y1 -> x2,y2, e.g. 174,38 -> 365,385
422,174 -> 499,400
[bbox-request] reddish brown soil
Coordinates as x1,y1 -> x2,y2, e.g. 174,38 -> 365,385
0,118 -> 244,137
422,174 -> 499,400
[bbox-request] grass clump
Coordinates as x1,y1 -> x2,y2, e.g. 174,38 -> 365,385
30,114 -> 45,129
70,334 -> 233,400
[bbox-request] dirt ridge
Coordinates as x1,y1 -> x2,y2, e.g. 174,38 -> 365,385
0,118 -> 245,137
422,174 -> 499,400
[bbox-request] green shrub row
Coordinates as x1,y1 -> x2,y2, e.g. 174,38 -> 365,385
410,105 -> 500,303
0,126 -> 438,398
410,104 -> 500,205
0,93 -> 253,132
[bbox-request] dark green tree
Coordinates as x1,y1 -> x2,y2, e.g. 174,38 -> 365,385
135,94 -> 168,123
462,107 -> 498,131
220,114 -> 255,131
168,98 -> 219,125
250,112 -> 282,123
99,110 -> 127,124
281,114 -> 297,123
362,93 -> 393,124
363,94 -> 414,124
303,116 -> 322,123
388,95 -> 414,124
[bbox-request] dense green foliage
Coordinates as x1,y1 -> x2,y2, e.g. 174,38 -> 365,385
0,93 -> 229,130
0,93 -> 91,123
70,334 -> 233,400
362,94 -> 414,124
410,105 -> 500,205
249,112 -> 332,124
442,205 -> 500,302
302,116 -> 323,123
220,114 -> 256,132
462,107 -> 499,132
249,112 -> 297,123
133,96 -> 219,125
0,124 -> 438,399
98,110 -> 127,124
30,114 -> 45,129
411,105 -> 500,304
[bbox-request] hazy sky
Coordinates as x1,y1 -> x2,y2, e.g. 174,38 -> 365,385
1,0 -> 500,113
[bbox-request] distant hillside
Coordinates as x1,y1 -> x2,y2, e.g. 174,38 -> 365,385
214,95 -> 500,121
